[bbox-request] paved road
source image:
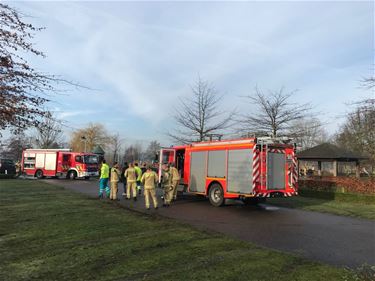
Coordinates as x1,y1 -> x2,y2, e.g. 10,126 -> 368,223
44,179 -> 375,268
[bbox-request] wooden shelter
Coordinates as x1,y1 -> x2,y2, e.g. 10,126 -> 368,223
297,143 -> 368,178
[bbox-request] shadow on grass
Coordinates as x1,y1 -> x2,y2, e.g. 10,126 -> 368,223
266,188 -> 375,220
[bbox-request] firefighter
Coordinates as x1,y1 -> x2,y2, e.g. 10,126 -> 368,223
125,163 -> 137,201
141,165 -> 158,210
141,162 -> 147,174
110,162 -> 120,200
120,162 -> 128,197
162,164 -> 173,207
169,162 -> 180,200
99,159 -> 110,199
134,162 -> 142,195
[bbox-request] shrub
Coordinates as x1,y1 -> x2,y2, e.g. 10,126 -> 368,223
299,177 -> 375,195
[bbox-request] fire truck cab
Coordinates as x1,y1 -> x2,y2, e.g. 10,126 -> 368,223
159,137 -> 298,206
22,149 -> 99,179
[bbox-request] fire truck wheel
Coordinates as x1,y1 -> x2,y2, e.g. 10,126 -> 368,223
35,170 -> 44,179
68,171 -> 77,180
208,183 -> 225,207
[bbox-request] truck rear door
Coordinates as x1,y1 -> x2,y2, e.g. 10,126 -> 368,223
267,148 -> 286,190
158,148 -> 176,183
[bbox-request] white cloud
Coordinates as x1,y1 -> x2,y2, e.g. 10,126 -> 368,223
8,1 -> 374,142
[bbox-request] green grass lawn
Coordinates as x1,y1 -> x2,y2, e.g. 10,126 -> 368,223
268,190 -> 375,220
0,180 -> 366,281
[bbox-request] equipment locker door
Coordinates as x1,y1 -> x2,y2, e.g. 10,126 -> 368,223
267,152 -> 285,190
35,153 -> 45,169
45,153 -> 57,171
227,149 -> 253,194
189,151 -> 206,192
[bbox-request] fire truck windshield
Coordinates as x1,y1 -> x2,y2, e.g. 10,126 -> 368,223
82,155 -> 98,164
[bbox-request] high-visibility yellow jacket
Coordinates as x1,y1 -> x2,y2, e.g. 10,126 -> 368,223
141,171 -> 158,189
134,166 -> 142,181
125,167 -> 137,183
110,167 -> 120,182
100,163 -> 109,179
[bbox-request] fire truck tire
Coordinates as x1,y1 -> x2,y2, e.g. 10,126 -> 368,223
68,171 -> 77,180
35,170 -> 44,179
84,176 -> 90,180
208,183 -> 225,207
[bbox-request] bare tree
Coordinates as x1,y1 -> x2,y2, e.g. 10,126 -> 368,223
0,133 -> 33,161
335,100 -> 375,163
361,76 -> 375,89
0,4 -> 77,135
289,118 -> 329,151
109,133 -> 124,164
33,113 -> 63,148
238,87 -> 312,138
123,144 -> 143,163
168,77 -> 234,143
144,140 -> 161,161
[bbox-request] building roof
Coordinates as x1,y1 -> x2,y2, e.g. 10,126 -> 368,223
297,143 -> 368,160
92,145 -> 105,155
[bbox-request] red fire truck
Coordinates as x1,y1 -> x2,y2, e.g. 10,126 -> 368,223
159,137 -> 298,206
22,149 -> 99,179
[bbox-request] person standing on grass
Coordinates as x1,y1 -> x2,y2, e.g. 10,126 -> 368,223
110,162 -> 120,200
141,165 -> 158,210
169,162 -> 180,200
134,162 -> 142,195
120,162 -> 128,197
99,159 -> 110,199
125,163 -> 137,201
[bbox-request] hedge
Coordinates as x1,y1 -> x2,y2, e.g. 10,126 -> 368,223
299,177 -> 375,195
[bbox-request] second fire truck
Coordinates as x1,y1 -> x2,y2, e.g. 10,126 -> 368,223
159,137 -> 298,206
22,149 -> 99,179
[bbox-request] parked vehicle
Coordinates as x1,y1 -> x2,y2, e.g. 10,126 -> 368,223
158,137 -> 298,206
0,158 -> 16,175
22,149 -> 99,179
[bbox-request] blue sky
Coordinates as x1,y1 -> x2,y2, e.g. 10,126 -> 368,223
7,1 -> 375,146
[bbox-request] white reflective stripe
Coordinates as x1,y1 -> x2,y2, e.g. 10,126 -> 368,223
253,170 -> 260,178
252,145 -> 260,189
291,151 -> 298,188
192,139 -> 255,147
269,148 -> 284,153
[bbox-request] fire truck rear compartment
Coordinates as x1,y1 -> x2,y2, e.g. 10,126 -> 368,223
267,152 -> 286,190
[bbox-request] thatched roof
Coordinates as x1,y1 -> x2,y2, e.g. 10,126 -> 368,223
297,143 -> 367,160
